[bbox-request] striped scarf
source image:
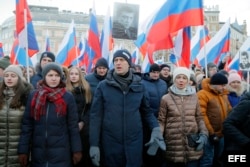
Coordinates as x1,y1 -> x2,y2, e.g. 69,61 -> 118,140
31,83 -> 67,120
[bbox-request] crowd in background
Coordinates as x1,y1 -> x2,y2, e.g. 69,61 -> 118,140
0,49 -> 250,167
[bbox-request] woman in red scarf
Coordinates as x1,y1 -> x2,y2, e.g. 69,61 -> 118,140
18,62 -> 82,167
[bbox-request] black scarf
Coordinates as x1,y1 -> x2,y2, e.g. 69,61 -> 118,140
113,70 -> 133,91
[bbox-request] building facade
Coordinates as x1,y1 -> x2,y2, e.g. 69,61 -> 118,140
0,4 -> 248,66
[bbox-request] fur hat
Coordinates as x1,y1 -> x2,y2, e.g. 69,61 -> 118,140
40,51 -> 55,63
149,63 -> 160,72
160,64 -> 171,71
228,73 -> 241,84
0,56 -> 11,70
173,67 -> 190,81
42,62 -> 63,79
210,73 -> 228,85
113,49 -> 132,66
3,65 -> 23,79
95,58 -> 109,69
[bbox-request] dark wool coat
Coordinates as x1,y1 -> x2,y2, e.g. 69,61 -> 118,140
18,91 -> 82,167
89,70 -> 159,167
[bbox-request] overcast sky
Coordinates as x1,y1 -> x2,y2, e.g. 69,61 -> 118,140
0,0 -> 249,35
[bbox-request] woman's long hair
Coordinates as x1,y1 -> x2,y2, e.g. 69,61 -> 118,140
66,66 -> 92,103
0,76 -> 32,109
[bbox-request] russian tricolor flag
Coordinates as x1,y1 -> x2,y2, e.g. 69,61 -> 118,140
195,20 -> 231,67
228,37 -> 250,70
0,43 -> 4,58
100,6 -> 114,62
87,4 -> 101,72
16,0 -> 39,57
173,27 -> 191,68
190,25 -> 210,63
146,0 -> 204,50
10,37 -> 33,66
56,20 -> 79,66
45,30 -> 50,52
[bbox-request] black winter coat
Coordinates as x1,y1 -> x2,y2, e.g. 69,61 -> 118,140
223,92 -> 250,153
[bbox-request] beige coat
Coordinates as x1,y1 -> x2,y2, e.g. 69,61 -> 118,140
158,89 -> 208,163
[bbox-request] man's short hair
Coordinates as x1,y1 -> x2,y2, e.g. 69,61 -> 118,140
241,51 -> 249,58
119,5 -> 134,14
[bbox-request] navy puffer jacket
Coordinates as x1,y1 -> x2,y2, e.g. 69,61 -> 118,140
18,90 -> 81,167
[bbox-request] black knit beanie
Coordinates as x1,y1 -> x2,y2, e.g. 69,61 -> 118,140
210,73 -> 228,85
149,63 -> 160,72
95,58 -> 109,69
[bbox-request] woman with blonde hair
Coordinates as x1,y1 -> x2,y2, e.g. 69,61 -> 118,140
66,66 -> 92,167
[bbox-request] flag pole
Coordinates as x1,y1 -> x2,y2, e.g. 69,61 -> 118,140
202,25 -> 208,78
24,8 -> 30,83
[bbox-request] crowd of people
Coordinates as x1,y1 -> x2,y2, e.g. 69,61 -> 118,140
0,49 -> 250,167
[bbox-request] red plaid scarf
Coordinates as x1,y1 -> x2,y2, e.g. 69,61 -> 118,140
31,83 -> 67,120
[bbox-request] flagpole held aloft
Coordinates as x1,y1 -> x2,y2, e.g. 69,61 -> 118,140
202,25 -> 208,78
24,8 -> 30,83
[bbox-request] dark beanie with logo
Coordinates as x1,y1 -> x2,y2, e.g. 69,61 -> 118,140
40,51 -> 55,63
149,63 -> 160,72
95,58 -> 109,69
210,72 -> 228,85
113,49 -> 132,66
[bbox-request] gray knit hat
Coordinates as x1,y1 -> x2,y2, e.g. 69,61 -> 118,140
0,56 -> 11,70
42,62 -> 63,79
3,65 -> 23,79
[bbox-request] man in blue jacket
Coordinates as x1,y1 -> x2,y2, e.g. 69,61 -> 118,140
89,49 -> 165,167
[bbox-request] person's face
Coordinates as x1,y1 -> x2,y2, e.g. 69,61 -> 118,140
149,71 -> 160,80
119,11 -> 134,29
174,74 -> 188,89
241,55 -> 248,65
160,67 -> 170,77
114,57 -> 130,75
96,66 -> 108,76
212,84 -> 226,93
81,67 -> 86,76
208,67 -> 217,77
135,66 -> 141,73
0,68 -> 4,77
25,67 -> 34,78
229,80 -> 241,89
45,70 -> 61,88
4,72 -> 19,88
69,68 -> 80,84
41,57 -> 53,68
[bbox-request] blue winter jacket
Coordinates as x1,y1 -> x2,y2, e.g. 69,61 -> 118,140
142,73 -> 167,117
89,70 -> 159,167
18,90 -> 82,167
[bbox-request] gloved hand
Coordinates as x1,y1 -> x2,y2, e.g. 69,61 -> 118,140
145,127 -> 166,156
18,154 -> 28,167
89,146 -> 100,166
209,134 -> 219,144
195,134 -> 208,151
72,152 -> 82,165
